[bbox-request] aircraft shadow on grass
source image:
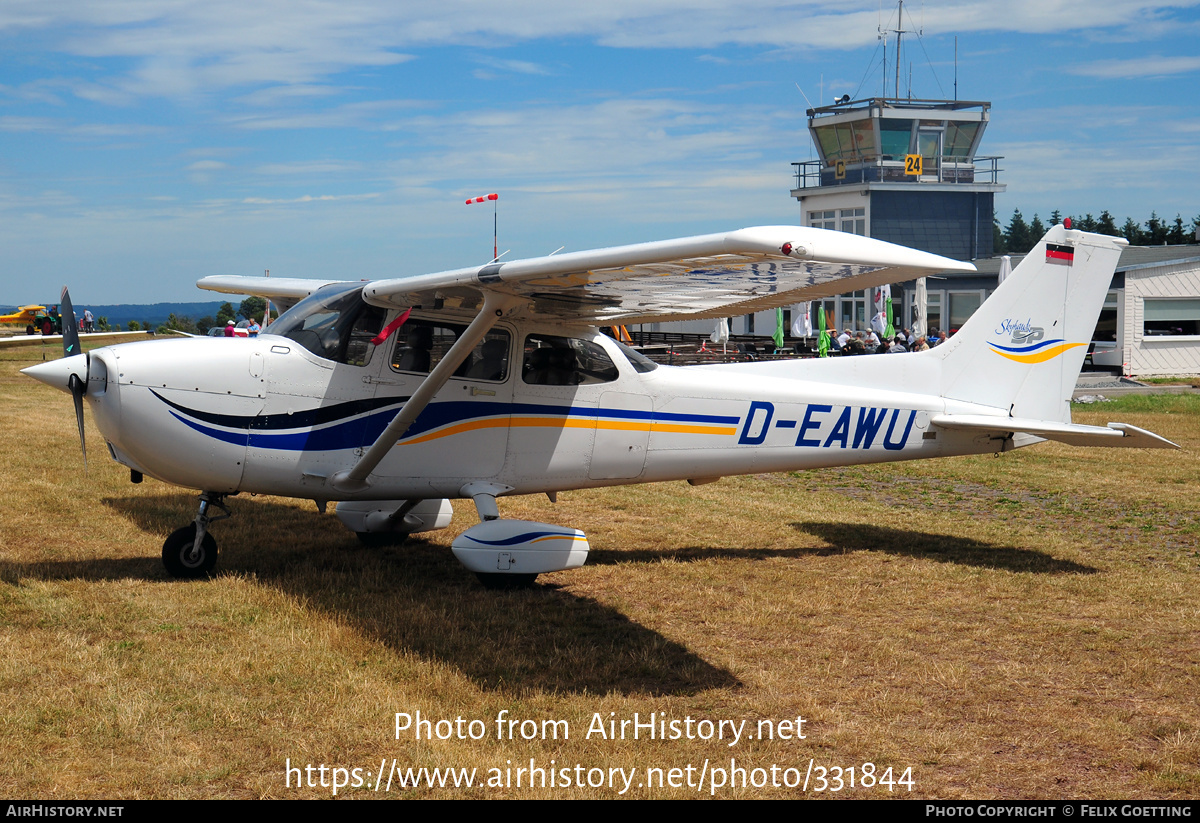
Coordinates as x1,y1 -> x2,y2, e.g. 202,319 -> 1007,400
790,521 -> 1099,575
0,492 -> 739,696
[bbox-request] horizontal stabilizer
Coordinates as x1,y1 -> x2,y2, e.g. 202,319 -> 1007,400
931,414 -> 1179,450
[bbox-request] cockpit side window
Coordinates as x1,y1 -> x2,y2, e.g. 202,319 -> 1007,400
343,304 -> 387,367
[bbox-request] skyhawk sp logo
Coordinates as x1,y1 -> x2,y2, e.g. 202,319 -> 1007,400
989,318 -> 1082,364
995,318 -> 1044,344
1011,326 -> 1044,344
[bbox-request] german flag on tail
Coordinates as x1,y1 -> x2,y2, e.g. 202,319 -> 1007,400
1046,243 -> 1074,265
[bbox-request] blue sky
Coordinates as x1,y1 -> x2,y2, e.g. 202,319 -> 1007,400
2,1 -> 1199,305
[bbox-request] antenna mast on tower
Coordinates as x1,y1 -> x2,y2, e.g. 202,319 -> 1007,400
879,1 -> 918,98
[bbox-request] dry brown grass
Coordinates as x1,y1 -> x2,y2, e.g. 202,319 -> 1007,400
1,345 -> 1198,798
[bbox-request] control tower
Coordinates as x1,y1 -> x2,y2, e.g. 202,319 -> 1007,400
792,96 -> 1005,335
793,97 -> 1003,259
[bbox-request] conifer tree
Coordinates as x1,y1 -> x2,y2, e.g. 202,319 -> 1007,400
1029,213 -> 1045,239
1004,209 -> 1031,253
1097,211 -> 1118,236
1146,212 -> 1167,245
1168,215 -> 1187,245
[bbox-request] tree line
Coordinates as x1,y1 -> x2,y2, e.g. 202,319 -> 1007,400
994,209 -> 1200,255
151,297 -> 270,335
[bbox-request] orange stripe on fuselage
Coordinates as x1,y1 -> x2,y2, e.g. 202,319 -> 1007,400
401,415 -> 736,445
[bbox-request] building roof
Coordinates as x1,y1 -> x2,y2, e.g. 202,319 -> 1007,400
968,243 -> 1200,276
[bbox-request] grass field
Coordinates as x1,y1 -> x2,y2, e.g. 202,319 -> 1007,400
1,343 -> 1197,799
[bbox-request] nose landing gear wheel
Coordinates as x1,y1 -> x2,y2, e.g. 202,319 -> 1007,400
162,525 -> 218,579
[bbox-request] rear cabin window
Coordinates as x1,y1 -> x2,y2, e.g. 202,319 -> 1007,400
521,334 -> 619,386
390,318 -> 511,381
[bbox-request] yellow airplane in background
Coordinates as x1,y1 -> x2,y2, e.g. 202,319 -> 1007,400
0,305 -> 59,335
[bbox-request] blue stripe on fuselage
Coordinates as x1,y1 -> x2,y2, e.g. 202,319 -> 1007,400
160,394 -> 740,453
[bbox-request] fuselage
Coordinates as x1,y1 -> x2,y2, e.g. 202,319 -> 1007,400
83,319 -> 1008,502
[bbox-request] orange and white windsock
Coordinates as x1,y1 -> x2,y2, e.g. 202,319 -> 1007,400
465,193 -> 498,205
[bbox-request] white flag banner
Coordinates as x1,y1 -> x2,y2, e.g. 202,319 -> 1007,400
913,277 -> 927,337
873,284 -> 891,313
998,255 -> 1012,285
791,303 -> 812,337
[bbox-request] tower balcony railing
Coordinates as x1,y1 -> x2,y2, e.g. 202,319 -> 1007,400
792,156 -> 1003,190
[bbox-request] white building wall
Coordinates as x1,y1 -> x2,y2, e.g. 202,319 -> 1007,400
1122,260 -> 1200,376
799,188 -> 872,234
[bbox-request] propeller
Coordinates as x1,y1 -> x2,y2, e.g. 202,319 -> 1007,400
59,287 -> 89,470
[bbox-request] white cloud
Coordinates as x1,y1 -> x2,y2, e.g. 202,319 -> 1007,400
235,84 -> 345,107
475,56 -> 554,76
383,97 -> 794,190
7,0 -> 1197,101
227,99 -> 428,131
238,193 -> 381,205
1069,54 -> 1200,79
0,116 -> 62,132
254,161 -> 363,175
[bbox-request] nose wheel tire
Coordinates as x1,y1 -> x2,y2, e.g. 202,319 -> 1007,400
163,525 -> 218,579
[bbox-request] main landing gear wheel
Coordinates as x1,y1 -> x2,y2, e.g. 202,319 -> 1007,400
162,525 -> 218,579
475,573 -> 538,590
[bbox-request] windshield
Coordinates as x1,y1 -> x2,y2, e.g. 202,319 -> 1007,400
267,282 -> 385,366
611,338 -> 659,373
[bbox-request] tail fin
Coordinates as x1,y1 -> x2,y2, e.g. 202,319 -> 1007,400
934,226 -> 1126,423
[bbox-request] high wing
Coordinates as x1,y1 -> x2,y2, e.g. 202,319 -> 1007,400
194,276 -> 350,313
197,226 -> 973,324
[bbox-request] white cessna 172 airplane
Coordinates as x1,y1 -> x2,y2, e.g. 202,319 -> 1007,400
23,224 -> 1176,587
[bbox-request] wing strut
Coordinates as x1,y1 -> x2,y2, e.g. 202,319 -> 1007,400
329,291 -> 519,493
